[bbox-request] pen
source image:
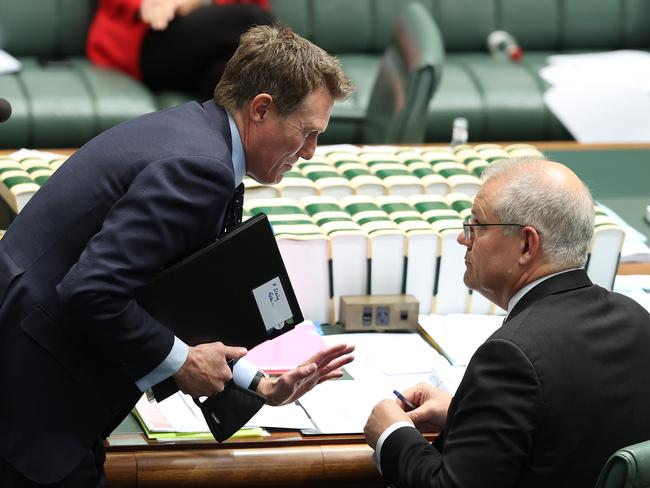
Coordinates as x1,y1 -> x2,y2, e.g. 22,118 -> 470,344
393,389 -> 416,411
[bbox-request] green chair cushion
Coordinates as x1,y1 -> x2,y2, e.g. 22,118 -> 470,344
0,74 -> 30,148
0,57 -> 157,148
72,59 -> 157,133
452,53 -> 546,141
426,60 -> 484,142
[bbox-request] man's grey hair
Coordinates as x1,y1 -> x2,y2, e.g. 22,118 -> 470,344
481,157 -> 595,269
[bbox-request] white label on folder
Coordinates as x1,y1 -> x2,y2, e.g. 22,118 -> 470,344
252,277 -> 292,332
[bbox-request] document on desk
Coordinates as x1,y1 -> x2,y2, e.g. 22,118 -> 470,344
247,401 -> 314,430
428,350 -> 467,394
299,379 -> 401,434
298,332 -> 452,434
322,332 -> 439,378
134,391 -> 314,439
418,313 -> 503,367
142,390 -> 207,433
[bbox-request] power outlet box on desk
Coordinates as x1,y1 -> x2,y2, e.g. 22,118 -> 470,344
339,295 -> 419,331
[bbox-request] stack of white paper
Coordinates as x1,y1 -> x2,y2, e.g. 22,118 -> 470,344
541,50 -> 650,143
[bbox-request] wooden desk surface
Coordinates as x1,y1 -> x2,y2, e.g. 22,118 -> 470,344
105,430 -> 401,488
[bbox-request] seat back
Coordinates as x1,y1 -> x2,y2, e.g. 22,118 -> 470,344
595,440 -> 650,488
361,2 -> 443,144
269,0 -> 650,55
0,0 -> 96,57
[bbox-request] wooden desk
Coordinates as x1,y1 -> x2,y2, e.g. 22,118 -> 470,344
105,430 -> 402,488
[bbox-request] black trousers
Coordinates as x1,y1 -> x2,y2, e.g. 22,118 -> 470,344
0,440 -> 105,488
140,4 -> 274,100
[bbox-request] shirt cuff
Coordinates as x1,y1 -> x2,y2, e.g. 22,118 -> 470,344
136,336 -> 189,392
233,357 -> 258,389
372,421 -> 416,474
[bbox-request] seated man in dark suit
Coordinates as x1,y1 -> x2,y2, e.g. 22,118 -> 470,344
364,157 -> 650,488
0,24 -> 355,487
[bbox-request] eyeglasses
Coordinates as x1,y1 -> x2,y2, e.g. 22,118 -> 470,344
462,216 -> 526,241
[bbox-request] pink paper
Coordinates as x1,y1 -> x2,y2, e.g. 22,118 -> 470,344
246,322 -> 326,374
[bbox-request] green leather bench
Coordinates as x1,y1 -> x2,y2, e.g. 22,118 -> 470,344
0,0 -> 441,148
0,0 -> 156,148
2,0 -> 650,148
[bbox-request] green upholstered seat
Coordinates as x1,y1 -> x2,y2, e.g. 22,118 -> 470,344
595,440 -> 650,488
361,2 -> 444,144
0,0 -> 158,148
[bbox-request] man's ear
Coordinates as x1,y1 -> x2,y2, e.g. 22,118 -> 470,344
519,226 -> 541,266
249,93 -> 273,123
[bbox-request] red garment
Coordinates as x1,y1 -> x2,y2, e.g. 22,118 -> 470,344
86,0 -> 270,80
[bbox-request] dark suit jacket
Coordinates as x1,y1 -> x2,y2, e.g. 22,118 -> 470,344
381,269 -> 650,488
0,100 -> 242,483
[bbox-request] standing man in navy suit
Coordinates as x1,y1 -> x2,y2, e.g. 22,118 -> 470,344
364,158 -> 650,488
0,24 -> 354,487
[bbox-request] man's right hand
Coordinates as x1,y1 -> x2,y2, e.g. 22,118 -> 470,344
402,382 -> 452,433
173,341 -> 247,397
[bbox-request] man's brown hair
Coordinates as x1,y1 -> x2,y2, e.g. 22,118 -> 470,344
214,23 -> 354,117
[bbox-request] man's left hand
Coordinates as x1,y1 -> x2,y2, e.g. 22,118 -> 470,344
364,399 -> 412,449
256,343 -> 355,406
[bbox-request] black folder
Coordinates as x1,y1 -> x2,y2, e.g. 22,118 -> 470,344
137,212 -> 303,403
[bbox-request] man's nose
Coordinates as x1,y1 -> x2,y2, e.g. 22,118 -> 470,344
458,230 -> 471,248
298,136 -> 317,160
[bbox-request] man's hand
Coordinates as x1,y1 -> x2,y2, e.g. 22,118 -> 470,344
364,399 -> 412,449
256,343 -> 355,406
364,382 -> 452,449
173,341 -> 247,397
140,0 -> 204,30
402,382 -> 452,433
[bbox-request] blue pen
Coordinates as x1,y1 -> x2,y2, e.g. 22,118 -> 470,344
393,389 -> 416,411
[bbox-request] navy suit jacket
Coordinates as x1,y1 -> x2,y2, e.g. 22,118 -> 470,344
0,100 -> 241,483
381,269 -> 650,488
